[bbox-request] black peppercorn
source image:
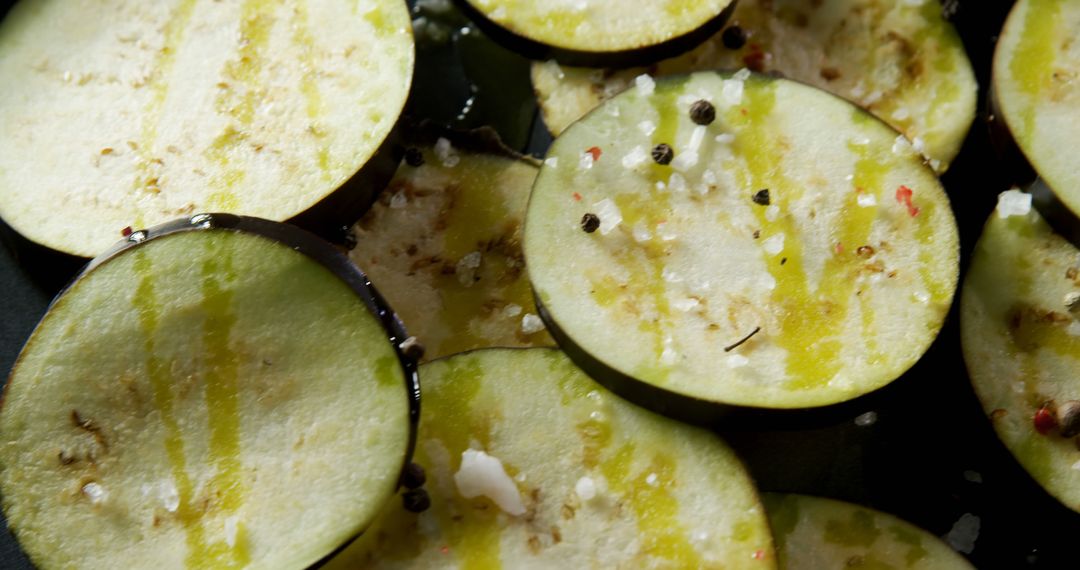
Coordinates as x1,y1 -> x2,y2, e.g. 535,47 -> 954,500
689,100 -> 716,125
581,213 -> 601,233
651,143 -> 674,165
722,26 -> 747,50
404,147 -> 425,167
752,189 -> 770,206
401,462 -> 427,489
402,488 -> 431,513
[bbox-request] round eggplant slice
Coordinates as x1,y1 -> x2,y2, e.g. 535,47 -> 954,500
455,0 -> 736,68
763,494 -> 974,569
993,0 -> 1080,216
524,72 -> 959,417
326,348 -> 775,569
0,0 -> 413,258
0,215 -> 418,569
350,131 -> 553,360
531,0 -> 976,174
961,189 -> 1080,514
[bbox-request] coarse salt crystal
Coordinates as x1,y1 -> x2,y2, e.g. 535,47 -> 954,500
579,151 -> 595,170
638,120 -> 656,136
632,223 -> 652,242
688,126 -> 706,153
224,516 -> 240,548
454,449 -> 526,516
854,411 -> 878,426
544,157 -> 559,168
655,181 -> 666,191
944,513 -> 980,555
726,354 -> 749,368
622,145 -> 649,169
434,137 -> 459,167
645,473 -> 659,486
503,303 -> 523,318
662,267 -> 683,283
541,59 -> 564,80
891,108 -> 911,121
913,290 -> 930,303
892,135 -> 912,155
389,191 -> 408,209
996,189 -> 1031,218
594,199 -> 622,234
714,133 -> 735,144
864,90 -> 883,105
672,297 -> 699,312
765,204 -> 780,222
456,251 -> 483,286
82,482 -> 106,504
671,151 -> 699,172
721,79 -> 744,106
912,137 -> 927,154
521,313 -> 545,334
857,193 -> 877,207
635,74 -> 655,97
763,234 -> 784,255
669,173 -> 688,193
575,477 -> 597,501
660,345 -> 678,365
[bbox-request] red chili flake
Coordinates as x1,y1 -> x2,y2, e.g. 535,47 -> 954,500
1034,405 -> 1058,435
895,185 -> 920,217
572,192 -> 582,202
834,243 -> 844,254
743,51 -> 769,72
121,226 -> 133,237
586,146 -> 602,161
752,550 -> 766,560
740,108 -> 748,116
440,546 -> 450,555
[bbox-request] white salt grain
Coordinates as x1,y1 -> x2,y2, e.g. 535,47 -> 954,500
944,513 -> 980,555
454,449 -> 526,516
521,313 -> 545,334
996,189 -> 1031,218
594,199 -> 622,234
635,74 -> 655,97
762,234 -> 785,255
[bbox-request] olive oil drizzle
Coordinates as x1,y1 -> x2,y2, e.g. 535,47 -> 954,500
733,79 -> 881,390
206,0 -> 285,210
132,0 -> 200,220
416,356 -> 501,569
132,250 -> 209,567
1008,0 -> 1062,145
291,0 -> 333,183
199,237 -> 250,568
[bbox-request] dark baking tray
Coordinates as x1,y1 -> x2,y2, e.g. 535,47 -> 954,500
0,0 -> 1066,567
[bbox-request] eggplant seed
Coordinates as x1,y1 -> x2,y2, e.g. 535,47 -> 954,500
752,189 -> 770,206
651,143 -> 674,165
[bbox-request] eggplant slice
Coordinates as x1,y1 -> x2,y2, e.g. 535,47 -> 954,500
532,0 -> 976,174
0,0 -> 413,258
524,72 -> 958,416
0,215 -> 418,569
763,494 -> 974,569
327,348 -> 775,569
961,190 -> 1080,514
456,0 -> 736,68
350,133 -> 552,361
993,0 -> 1080,216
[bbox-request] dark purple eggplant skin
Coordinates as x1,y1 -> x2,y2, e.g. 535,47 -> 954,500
0,213 -> 422,570
451,0 -> 738,69
533,291 -> 907,431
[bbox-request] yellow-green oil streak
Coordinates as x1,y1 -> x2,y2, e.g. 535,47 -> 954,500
733,80 -> 879,390
132,0 -> 199,223
133,250 -> 209,566
199,238 -> 249,568
291,0 -> 333,182
206,0 -> 285,210
1008,0 -> 1062,144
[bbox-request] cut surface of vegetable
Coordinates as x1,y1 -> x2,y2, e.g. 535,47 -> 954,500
327,348 -> 775,569
524,72 -> 958,413
532,0 -> 976,173
350,135 -> 552,360
457,0 -> 735,66
0,216 -> 416,569
764,494 -> 974,569
961,189 -> 1080,513
993,0 -> 1080,215
0,0 -> 413,257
